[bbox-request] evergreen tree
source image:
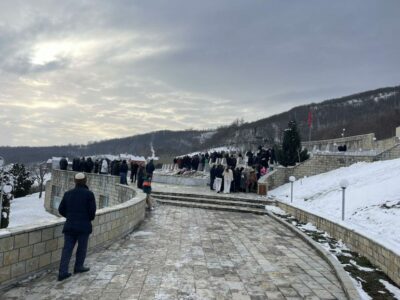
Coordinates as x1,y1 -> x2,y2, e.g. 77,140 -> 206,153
278,120 -> 309,166
1,170 -> 14,229
9,164 -> 34,198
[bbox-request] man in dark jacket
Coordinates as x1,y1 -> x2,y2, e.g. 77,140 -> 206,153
145,159 -> 155,178
59,157 -> 68,170
210,164 -> 217,190
130,161 -> 139,183
58,173 -> 96,281
120,160 -> 129,185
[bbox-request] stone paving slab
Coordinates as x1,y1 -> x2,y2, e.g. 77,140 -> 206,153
1,206 -> 347,299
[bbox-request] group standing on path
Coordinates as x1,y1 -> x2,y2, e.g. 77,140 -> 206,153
172,146 -> 276,194
59,157 -> 156,210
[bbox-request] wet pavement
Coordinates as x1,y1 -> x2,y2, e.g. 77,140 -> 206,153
1,206 -> 347,299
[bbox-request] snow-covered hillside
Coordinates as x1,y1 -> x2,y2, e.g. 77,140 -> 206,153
269,158 -> 400,255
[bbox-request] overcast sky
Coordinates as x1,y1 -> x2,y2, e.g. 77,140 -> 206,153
0,0 -> 399,146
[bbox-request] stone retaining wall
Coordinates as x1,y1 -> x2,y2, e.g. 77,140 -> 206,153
0,172 -> 146,288
374,143 -> 400,161
45,170 -> 133,215
302,133 -> 375,152
374,137 -> 398,151
152,173 -> 209,186
276,202 -> 400,286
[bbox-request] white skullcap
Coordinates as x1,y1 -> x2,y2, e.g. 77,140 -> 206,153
75,173 -> 86,180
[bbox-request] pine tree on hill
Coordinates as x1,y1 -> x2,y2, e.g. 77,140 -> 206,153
278,120 -> 309,166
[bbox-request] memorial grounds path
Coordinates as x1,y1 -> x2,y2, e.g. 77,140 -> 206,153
1,205 -> 347,300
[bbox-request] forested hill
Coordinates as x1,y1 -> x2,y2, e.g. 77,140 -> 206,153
1,85 -> 400,164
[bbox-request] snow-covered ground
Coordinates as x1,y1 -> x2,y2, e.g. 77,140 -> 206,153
180,146 -> 239,157
269,158 -> 400,255
5,192 -> 60,229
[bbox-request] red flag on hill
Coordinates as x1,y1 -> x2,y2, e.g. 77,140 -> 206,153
307,110 -> 312,128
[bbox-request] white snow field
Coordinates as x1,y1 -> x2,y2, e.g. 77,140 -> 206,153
6,192 -> 60,229
269,157 -> 400,255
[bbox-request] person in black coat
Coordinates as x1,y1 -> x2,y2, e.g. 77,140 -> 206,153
120,160 -> 129,185
79,157 -> 86,172
130,162 -> 139,183
137,165 -> 145,189
72,158 -> 80,171
59,157 -> 68,170
210,164 -> 217,190
85,157 -> 94,173
58,173 -> 96,281
94,159 -> 99,174
146,159 -> 155,178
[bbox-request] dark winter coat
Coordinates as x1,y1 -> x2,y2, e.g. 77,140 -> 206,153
72,158 -> 80,171
58,185 -> 96,235
120,162 -> 129,173
146,161 -> 155,176
79,159 -> 86,172
137,166 -> 145,189
131,162 -> 139,174
85,158 -> 94,173
94,160 -> 99,173
59,158 -> 68,170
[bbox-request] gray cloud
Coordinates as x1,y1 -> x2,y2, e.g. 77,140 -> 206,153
0,0 -> 399,146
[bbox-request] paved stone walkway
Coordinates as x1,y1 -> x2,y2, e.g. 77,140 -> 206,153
1,206 -> 347,300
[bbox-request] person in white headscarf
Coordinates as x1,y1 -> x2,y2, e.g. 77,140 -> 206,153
223,167 -> 234,194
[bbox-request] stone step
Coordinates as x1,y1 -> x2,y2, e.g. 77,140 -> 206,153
155,199 -> 269,215
152,194 -> 269,209
152,191 -> 272,205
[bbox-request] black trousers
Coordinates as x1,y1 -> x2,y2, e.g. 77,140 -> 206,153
59,233 -> 89,275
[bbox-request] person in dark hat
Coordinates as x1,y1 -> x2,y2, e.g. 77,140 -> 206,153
57,173 -> 96,281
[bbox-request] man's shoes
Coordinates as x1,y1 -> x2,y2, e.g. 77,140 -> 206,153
74,266 -> 90,274
58,273 -> 72,281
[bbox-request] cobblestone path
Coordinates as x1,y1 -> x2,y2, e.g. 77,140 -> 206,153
1,206 -> 347,300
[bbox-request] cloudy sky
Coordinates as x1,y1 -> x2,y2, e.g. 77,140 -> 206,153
0,1 -> 399,146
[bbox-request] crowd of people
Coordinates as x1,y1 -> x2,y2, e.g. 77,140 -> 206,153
59,156 -> 155,210
172,147 -> 277,194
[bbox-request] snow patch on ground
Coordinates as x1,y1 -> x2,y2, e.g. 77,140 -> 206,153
131,231 -> 154,238
350,277 -> 372,300
350,260 -> 374,272
297,222 -> 318,232
264,205 -> 286,215
6,192 -> 60,229
269,158 -> 400,255
380,279 -> 400,299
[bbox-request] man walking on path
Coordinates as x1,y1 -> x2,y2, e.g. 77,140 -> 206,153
58,173 -> 96,281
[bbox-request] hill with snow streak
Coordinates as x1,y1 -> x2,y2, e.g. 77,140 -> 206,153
269,158 -> 400,255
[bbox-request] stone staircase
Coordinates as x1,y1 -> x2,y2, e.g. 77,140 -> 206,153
152,191 -> 275,215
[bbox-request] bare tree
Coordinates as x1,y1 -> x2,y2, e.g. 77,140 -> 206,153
32,162 -> 48,198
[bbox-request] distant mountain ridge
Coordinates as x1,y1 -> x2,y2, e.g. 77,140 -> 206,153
1,85 -> 399,164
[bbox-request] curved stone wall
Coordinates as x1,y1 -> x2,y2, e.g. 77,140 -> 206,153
0,171 -> 146,288
276,202 -> 400,286
152,173 -> 209,186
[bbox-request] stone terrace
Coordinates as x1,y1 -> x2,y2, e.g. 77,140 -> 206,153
1,206 -> 347,300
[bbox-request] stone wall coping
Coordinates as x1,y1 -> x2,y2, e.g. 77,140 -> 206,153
54,169 -> 120,180
266,211 -> 360,300
0,185 -> 145,239
303,133 -> 375,145
277,200 -> 399,257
